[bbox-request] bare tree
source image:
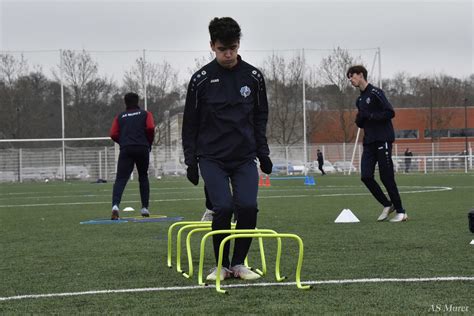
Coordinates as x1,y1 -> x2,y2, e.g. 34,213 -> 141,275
315,47 -> 362,142
0,54 -> 28,87
0,54 -> 29,140
262,53 -> 305,146
124,57 -> 181,146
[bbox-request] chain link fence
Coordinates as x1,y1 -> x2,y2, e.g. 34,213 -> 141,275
0,141 -> 472,182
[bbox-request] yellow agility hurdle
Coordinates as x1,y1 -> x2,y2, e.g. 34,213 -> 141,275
167,221 -> 211,269
215,233 -> 311,294
198,229 -> 283,286
182,226 -> 267,279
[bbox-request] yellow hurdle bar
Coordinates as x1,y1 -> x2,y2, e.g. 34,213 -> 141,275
167,221 -> 211,268
182,226 -> 267,279
215,233 -> 311,294
198,229 -> 282,286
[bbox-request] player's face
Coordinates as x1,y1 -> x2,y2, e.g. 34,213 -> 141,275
211,40 -> 240,69
348,72 -> 364,87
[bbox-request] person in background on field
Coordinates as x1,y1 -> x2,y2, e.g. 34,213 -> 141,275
109,92 -> 155,220
347,65 -> 407,223
404,148 -> 413,173
316,149 -> 326,175
182,17 -> 272,281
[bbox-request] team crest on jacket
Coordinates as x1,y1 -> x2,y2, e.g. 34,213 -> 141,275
240,86 -> 251,98
366,97 -> 371,104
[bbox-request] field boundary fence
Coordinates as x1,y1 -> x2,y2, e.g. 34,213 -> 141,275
0,139 -> 471,182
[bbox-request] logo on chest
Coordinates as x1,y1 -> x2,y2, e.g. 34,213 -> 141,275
240,86 -> 251,98
366,97 -> 371,104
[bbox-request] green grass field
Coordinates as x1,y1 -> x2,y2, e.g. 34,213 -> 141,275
0,173 -> 473,314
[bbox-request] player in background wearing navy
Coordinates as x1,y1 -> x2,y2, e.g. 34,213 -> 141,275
182,17 -> 272,281
347,65 -> 407,222
109,92 -> 155,220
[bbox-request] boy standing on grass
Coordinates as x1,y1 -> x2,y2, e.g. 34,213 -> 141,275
347,65 -> 407,222
182,17 -> 272,281
109,92 -> 155,220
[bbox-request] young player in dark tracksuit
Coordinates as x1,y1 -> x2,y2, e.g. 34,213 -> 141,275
317,149 -> 326,175
109,92 -> 155,220
347,65 -> 407,222
182,17 -> 272,281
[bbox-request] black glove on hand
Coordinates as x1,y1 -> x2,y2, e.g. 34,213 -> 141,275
186,164 -> 199,185
355,112 -> 365,128
259,156 -> 273,175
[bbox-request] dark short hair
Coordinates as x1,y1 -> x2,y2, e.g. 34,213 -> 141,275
124,92 -> 139,108
346,65 -> 368,80
209,17 -> 241,45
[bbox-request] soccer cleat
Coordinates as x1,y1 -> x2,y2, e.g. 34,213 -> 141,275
390,212 -> 408,222
231,264 -> 261,280
111,205 -> 120,220
377,205 -> 395,221
140,208 -> 150,217
206,267 -> 232,281
201,208 -> 214,221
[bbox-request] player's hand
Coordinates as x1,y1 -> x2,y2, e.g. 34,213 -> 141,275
186,164 -> 199,185
258,156 -> 273,175
355,111 -> 369,127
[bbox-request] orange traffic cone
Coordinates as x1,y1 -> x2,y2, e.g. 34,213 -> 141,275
258,175 -> 264,187
264,175 -> 271,187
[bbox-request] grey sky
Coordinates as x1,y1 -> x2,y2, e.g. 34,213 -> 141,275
0,0 -> 472,81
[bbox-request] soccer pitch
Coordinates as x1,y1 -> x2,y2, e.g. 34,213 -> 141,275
0,174 -> 472,314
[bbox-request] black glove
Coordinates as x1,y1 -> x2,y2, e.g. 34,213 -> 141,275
186,164 -> 199,185
355,111 -> 371,128
259,156 -> 273,175
355,112 -> 365,128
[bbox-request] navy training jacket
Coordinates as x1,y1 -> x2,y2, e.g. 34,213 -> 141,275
109,108 -> 155,149
182,56 -> 270,166
355,84 -> 395,145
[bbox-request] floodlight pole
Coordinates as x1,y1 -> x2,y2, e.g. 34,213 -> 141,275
59,49 -> 66,182
464,98 -> 469,155
302,48 -> 307,175
378,47 -> 382,89
143,49 -> 148,111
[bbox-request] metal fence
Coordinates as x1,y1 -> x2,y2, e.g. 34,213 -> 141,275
0,142 -> 472,182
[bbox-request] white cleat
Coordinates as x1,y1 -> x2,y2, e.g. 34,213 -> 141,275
140,208 -> 150,217
201,208 -> 214,221
377,205 -> 395,221
206,267 -> 232,281
231,264 -> 261,280
390,213 -> 408,222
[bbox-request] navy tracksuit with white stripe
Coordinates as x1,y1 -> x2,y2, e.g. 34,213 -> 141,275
182,56 -> 270,268
355,84 -> 405,213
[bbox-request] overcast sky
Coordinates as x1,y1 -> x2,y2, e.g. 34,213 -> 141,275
0,0 -> 472,81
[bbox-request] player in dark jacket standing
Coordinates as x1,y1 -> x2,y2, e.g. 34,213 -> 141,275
182,17 -> 272,281
316,149 -> 326,175
109,92 -> 155,220
347,65 -> 407,222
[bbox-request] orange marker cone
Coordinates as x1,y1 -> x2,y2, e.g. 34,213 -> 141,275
258,175 -> 264,187
264,175 -> 271,187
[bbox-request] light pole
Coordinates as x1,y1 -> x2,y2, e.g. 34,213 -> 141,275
429,86 -> 434,142
464,98 -> 469,155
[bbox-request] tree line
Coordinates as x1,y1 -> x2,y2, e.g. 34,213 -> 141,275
0,48 -> 472,147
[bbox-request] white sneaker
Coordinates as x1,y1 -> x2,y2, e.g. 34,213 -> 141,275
140,208 -> 150,217
111,205 -> 120,220
231,264 -> 261,280
206,267 -> 232,281
377,205 -> 395,221
201,208 -> 214,221
390,213 -> 408,222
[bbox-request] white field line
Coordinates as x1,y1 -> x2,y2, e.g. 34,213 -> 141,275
0,185 -> 458,202
0,276 -> 472,302
0,186 -> 452,208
